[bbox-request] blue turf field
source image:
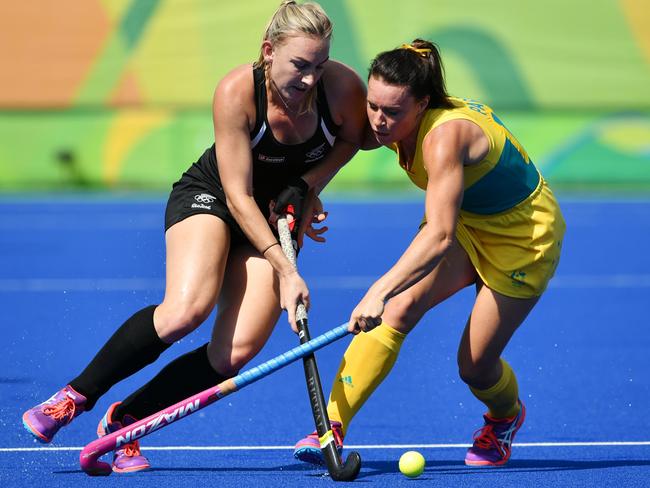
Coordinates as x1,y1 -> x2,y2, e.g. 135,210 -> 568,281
1,195 -> 649,487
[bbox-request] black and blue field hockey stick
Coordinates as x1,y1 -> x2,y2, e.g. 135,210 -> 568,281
278,215 -> 361,482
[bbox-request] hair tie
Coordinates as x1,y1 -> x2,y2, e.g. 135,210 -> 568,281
400,43 -> 431,57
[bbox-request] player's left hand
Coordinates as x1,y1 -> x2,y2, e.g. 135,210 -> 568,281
273,177 -> 309,224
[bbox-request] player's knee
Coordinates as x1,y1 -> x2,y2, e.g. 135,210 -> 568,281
385,293 -> 421,327
207,346 -> 254,377
458,364 -> 482,386
457,358 -> 499,389
155,300 -> 212,342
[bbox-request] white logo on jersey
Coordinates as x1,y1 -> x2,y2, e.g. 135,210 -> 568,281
194,193 -> 216,204
258,154 -> 286,163
305,143 -> 326,162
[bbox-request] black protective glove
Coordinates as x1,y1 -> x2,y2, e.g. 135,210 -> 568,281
273,177 -> 309,224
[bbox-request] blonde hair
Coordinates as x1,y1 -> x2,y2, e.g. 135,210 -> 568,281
255,0 -> 332,113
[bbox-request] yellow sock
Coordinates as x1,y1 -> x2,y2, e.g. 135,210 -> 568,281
469,359 -> 520,419
327,323 -> 405,435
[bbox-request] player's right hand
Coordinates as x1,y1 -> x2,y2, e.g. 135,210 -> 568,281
348,292 -> 384,333
279,270 -> 310,333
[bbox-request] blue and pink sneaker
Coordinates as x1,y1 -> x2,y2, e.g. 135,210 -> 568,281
22,385 -> 87,443
465,399 -> 526,466
97,402 -> 150,473
294,420 -> 344,465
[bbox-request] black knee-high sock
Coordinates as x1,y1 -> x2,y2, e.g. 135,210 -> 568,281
113,343 -> 230,422
69,305 -> 170,410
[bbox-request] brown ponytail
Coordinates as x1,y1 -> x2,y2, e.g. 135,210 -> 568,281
369,39 -> 454,109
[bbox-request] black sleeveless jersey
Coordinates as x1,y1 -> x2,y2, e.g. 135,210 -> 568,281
185,65 -> 339,217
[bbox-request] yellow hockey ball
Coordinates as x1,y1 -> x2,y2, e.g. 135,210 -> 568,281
399,450 -> 425,478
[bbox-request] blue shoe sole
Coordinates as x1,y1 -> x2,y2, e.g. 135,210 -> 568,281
22,418 -> 49,444
294,446 -> 325,466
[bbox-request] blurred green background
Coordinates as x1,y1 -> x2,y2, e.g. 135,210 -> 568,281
1,0 -> 649,192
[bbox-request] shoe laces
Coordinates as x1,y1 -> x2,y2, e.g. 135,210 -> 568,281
42,396 -> 77,423
472,423 -> 500,450
119,440 -> 142,458
332,425 -> 344,447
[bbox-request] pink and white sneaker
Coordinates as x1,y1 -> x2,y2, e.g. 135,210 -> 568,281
22,385 -> 86,443
294,420 -> 344,465
97,402 -> 150,473
465,399 -> 526,466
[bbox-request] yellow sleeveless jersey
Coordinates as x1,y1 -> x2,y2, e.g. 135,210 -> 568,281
392,97 -> 540,214
390,97 -> 565,298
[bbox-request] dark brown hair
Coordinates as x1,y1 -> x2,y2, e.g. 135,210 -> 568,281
369,39 -> 454,109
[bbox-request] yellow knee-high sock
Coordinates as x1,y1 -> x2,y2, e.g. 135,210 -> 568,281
327,323 -> 406,435
469,359 -> 520,419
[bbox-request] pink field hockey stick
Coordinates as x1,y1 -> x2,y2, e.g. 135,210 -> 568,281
80,323 -> 350,476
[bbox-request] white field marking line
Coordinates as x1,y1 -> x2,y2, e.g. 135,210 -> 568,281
3,441 -> 650,452
1,274 -> 650,292
0,278 -> 165,292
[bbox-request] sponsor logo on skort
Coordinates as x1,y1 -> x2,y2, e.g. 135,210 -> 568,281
191,203 -> 211,210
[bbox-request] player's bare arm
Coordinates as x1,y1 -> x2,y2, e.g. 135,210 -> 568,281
299,60 -> 367,192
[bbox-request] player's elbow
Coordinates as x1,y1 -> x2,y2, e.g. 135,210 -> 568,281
224,190 -> 251,221
439,234 -> 454,254
422,225 -> 455,256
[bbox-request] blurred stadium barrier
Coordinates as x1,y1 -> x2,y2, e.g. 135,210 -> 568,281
1,0 -> 648,191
